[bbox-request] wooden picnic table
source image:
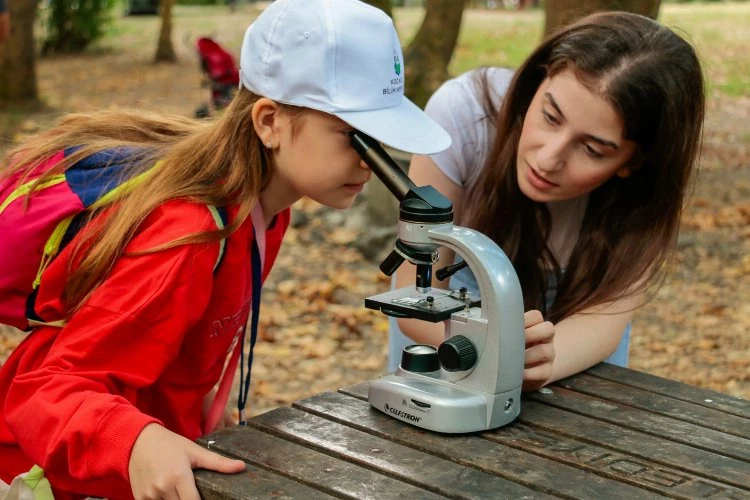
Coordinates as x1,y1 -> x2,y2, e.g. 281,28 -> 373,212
195,363 -> 749,499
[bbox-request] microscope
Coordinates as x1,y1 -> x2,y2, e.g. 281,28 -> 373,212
350,132 -> 525,434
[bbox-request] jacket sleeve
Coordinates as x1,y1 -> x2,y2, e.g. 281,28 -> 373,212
3,202 -> 220,496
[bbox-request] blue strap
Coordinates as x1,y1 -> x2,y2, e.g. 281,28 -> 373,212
238,231 -> 261,425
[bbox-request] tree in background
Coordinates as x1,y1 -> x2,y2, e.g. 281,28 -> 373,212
41,0 -> 115,54
0,0 -> 39,106
155,0 -> 177,62
545,0 -> 661,35
403,0 -> 466,108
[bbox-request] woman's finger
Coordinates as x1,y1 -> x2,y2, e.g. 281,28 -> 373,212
523,363 -> 553,387
525,342 -> 555,367
525,320 -> 554,345
524,310 -> 544,328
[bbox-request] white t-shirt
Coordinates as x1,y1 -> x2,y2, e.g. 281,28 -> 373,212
424,67 -> 515,189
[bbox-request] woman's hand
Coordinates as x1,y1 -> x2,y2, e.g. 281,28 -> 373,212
128,423 -> 246,500
522,310 -> 555,392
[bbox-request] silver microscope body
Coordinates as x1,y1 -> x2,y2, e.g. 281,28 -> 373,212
350,132 -> 525,434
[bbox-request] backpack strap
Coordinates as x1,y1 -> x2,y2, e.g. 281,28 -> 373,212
206,205 -> 228,272
27,204 -> 229,329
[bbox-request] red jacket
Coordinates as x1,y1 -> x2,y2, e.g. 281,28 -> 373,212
0,200 -> 289,498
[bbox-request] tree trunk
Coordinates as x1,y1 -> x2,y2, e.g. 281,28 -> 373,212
544,0 -> 661,35
155,0 -> 177,63
403,0 -> 466,109
0,0 -> 39,106
361,0 -> 393,18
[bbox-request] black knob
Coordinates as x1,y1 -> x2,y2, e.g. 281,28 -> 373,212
401,345 -> 440,373
438,335 -> 477,372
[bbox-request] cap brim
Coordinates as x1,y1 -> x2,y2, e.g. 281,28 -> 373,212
333,98 -> 451,155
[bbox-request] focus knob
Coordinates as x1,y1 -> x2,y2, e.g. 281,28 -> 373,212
401,344 -> 440,373
438,335 -> 477,372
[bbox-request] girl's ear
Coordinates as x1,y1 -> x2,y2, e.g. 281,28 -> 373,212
251,98 -> 281,148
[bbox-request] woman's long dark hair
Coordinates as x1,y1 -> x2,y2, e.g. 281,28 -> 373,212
463,12 -> 705,323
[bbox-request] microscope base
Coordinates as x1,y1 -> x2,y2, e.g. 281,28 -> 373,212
368,373 -> 521,434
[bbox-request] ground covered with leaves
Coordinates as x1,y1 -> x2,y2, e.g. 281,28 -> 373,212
0,5 -> 747,417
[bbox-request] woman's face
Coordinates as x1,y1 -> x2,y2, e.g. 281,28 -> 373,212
516,69 -> 636,203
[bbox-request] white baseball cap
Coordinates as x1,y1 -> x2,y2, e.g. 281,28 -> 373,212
239,0 -> 451,155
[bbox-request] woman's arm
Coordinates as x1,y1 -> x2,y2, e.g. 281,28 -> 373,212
394,154 -> 464,345
522,293 -> 644,391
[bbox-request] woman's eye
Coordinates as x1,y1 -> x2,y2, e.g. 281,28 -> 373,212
542,110 -> 559,125
583,143 -> 605,159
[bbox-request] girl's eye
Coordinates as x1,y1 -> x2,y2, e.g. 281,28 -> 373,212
542,110 -> 559,125
583,143 -> 605,159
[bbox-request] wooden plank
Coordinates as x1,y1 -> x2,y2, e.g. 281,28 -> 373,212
556,373 -> 749,438
250,404 -> 553,500
197,427 -> 443,499
483,423 -> 750,500
586,364 -> 750,419
340,382 -> 750,497
194,462 -> 335,499
292,391 -> 658,499
339,382 -> 370,400
527,386 -> 750,462
519,400 -> 750,490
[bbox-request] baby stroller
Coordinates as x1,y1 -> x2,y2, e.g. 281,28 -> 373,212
194,37 -> 240,118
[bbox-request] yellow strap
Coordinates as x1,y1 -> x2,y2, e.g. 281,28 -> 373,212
21,465 -> 55,500
27,319 -> 66,329
0,175 -> 67,216
206,205 -> 226,272
33,216 -> 75,288
89,161 -> 162,210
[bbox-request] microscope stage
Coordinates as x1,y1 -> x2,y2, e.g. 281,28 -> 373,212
365,287 -> 481,322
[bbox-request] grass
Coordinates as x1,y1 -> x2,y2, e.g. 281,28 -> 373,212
3,1 -> 748,142
88,2 -> 750,101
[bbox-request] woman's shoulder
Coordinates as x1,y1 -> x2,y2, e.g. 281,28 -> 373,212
433,67 -> 514,104
427,67 -> 514,127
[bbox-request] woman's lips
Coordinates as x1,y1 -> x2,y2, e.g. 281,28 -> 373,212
526,165 -> 558,190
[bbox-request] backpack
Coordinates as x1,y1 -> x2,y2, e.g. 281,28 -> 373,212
0,147 -> 227,331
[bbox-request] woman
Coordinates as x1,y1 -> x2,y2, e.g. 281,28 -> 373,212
389,11 -> 705,392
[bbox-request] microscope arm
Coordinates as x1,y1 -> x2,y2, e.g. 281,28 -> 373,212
427,225 -> 525,394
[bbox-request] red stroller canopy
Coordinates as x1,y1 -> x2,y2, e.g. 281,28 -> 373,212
196,37 -> 240,87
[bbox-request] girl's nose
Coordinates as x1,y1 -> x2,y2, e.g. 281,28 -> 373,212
359,159 -> 370,170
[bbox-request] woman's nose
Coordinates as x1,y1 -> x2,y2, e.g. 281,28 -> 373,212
537,137 -> 567,173
359,159 -> 370,170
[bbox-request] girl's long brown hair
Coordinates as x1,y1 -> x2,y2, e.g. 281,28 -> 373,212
463,12 -> 705,323
1,89 -> 302,317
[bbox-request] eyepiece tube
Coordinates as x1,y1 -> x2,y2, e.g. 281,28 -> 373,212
350,131 -> 416,202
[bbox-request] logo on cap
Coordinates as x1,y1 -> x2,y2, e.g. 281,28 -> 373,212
393,52 -> 401,76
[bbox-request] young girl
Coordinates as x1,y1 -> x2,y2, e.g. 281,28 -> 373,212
389,12 -> 705,391
0,0 -> 450,497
